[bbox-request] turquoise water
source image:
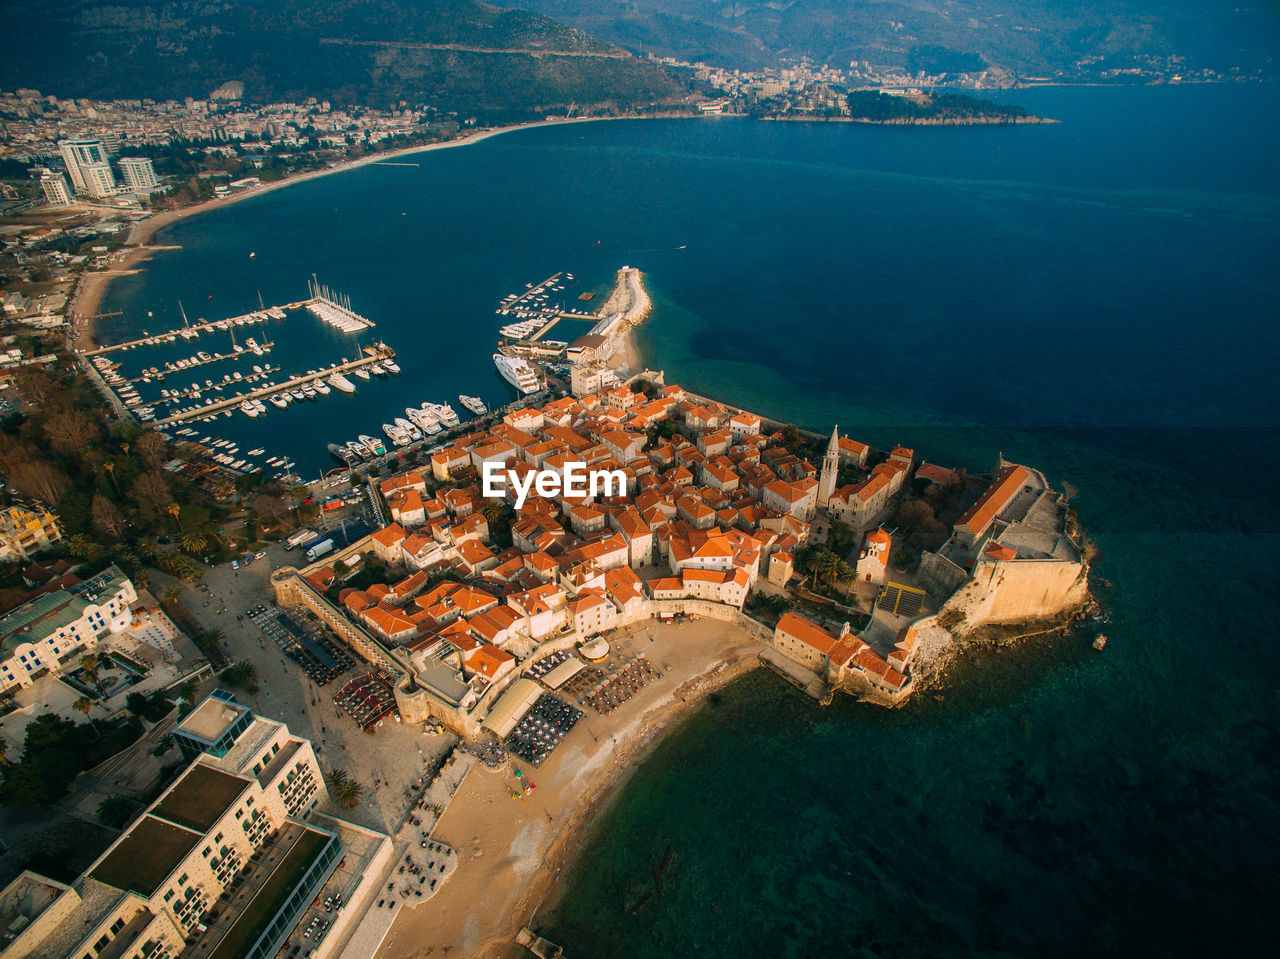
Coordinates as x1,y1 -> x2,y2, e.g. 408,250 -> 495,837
105,84 -> 1280,954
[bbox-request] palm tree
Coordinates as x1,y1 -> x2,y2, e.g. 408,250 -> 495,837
73,695 -> 99,735
331,773 -> 363,809
181,530 -> 208,554
79,654 -> 105,694
163,584 -> 183,604
152,733 -> 176,758
168,502 -> 182,530
482,499 -> 506,525
104,461 -> 119,496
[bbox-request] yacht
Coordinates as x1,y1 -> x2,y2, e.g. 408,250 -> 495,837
358,434 -> 386,457
459,395 -> 487,416
429,401 -> 460,427
313,379 -> 331,396
290,388 -> 307,402
240,399 -> 262,418
407,406 -> 441,434
302,385 -> 318,399
394,417 -> 422,441
328,372 -> 356,393
368,362 -> 388,377
382,423 -> 409,447
345,440 -> 368,462
493,353 -> 540,394
328,443 -> 356,465
268,393 -> 289,409
383,359 -> 401,374
354,367 -> 372,381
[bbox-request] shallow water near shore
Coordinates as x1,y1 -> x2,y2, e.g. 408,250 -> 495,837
104,84 -> 1280,956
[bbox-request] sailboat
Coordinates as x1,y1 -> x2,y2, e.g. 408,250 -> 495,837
178,301 -> 198,339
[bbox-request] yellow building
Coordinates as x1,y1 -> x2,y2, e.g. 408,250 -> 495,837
0,506 -> 61,562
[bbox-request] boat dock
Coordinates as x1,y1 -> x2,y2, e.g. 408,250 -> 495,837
120,343 -> 277,385
82,303 -> 308,357
152,350 -> 394,426
499,272 -> 564,313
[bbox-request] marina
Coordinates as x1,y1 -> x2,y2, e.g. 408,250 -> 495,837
151,350 -> 396,426
82,279 -> 370,357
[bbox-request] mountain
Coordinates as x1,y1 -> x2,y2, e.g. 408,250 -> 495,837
0,0 -> 692,118
489,1 -> 1280,80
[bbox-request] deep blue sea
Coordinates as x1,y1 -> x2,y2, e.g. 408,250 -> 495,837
106,84 -> 1280,956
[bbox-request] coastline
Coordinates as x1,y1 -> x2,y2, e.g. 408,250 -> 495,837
599,265 -> 652,378
373,619 -> 765,959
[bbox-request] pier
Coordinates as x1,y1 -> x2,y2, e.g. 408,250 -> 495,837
120,344 -> 277,385
82,305 -> 304,357
152,350 -> 394,426
498,272 -> 564,313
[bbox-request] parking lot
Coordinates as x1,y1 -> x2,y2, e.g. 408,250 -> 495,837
504,694 -> 582,767
247,604 -> 357,685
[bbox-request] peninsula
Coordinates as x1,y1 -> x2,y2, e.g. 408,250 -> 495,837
250,270 -> 1094,953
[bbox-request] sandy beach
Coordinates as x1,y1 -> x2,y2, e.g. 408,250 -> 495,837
374,618 -> 765,959
598,266 -> 652,378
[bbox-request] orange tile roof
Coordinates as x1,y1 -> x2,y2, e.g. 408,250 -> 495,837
957,465 -> 1030,537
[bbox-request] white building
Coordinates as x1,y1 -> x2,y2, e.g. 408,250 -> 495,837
0,565 -> 136,692
118,155 -> 159,190
57,137 -> 110,195
79,160 -> 119,198
36,168 -> 73,207
0,690 -> 393,959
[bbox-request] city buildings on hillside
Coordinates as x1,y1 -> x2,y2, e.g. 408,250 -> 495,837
0,690 -> 393,959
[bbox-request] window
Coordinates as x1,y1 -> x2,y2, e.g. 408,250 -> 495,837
202,846 -> 211,858
272,742 -> 280,754
177,873 -> 187,886
110,918 -> 125,934
214,832 -> 223,843
163,890 -> 174,903
94,935 -> 110,952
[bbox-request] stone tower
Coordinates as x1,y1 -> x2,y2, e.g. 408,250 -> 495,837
818,425 -> 840,509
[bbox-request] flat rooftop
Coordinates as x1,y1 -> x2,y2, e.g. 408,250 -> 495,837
206,828 -> 331,959
178,695 -> 252,743
152,763 -> 251,832
0,590 -> 89,654
90,816 -> 202,897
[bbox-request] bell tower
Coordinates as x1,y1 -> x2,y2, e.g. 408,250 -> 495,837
818,425 -> 840,509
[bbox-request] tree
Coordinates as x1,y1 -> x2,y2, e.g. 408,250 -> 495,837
97,795 -> 137,828
218,659 -> 257,695
9,459 -> 71,506
43,409 -> 99,457
163,584 -> 183,603
11,367 -> 56,404
67,534 -> 105,562
72,695 -> 99,735
91,494 -> 128,539
131,470 -> 174,515
136,431 -> 168,465
151,733 -> 176,757
181,530 -> 208,554
827,519 -> 856,556
482,498 -> 506,525
328,769 -> 363,808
